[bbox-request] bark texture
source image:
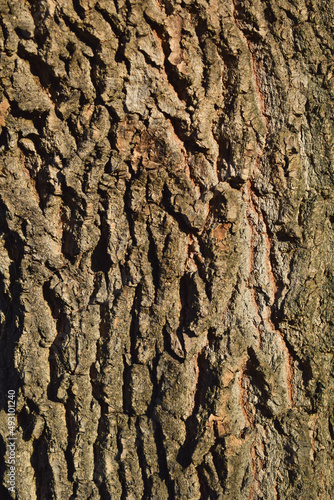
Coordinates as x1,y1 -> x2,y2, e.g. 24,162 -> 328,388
0,0 -> 334,498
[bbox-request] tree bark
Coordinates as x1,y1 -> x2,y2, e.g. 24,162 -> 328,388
0,0 -> 334,498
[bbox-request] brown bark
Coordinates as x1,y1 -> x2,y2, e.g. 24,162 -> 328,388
0,0 -> 334,498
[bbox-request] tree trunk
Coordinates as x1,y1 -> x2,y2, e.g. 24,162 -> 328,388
0,0 -> 334,498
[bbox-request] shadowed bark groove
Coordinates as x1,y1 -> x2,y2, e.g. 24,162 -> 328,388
0,0 -> 334,498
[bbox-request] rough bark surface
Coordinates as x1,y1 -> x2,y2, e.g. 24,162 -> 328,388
0,0 -> 334,498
